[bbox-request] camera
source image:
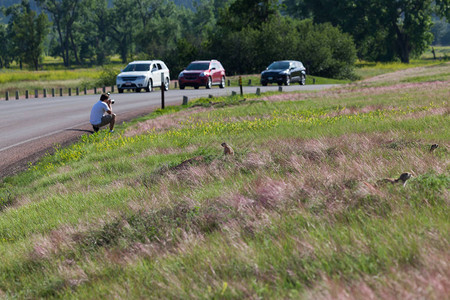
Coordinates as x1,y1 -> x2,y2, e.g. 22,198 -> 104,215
107,92 -> 115,104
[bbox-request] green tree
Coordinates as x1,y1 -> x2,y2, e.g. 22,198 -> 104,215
36,0 -> 88,67
3,0 -> 50,70
218,0 -> 279,31
0,23 -> 14,68
286,0 -> 449,63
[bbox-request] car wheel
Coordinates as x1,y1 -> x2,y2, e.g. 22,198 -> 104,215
145,79 -> 153,92
206,77 -> 212,89
285,76 -> 290,86
219,76 -> 225,88
300,74 -> 306,85
194,85 -> 199,89
180,84 -> 185,90
136,88 -> 141,93
118,88 -> 123,94
277,82 -> 283,86
164,78 -> 169,91
262,82 -> 267,86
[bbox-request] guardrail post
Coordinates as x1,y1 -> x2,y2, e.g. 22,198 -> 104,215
5,91 -> 9,101
15,91 -> 19,100
174,82 -> 177,89
278,86 -> 282,92
161,73 -> 165,109
76,87 -> 79,96
313,78 -> 316,84
227,79 -> 230,86
239,76 -> 243,96
102,87 -> 106,93
256,88 -> 260,96
25,90 -> 29,99
248,79 -> 252,86
43,89 -> 47,98
94,87 -> 97,94
231,91 -> 237,96
84,87 -> 87,95
35,90 -> 38,98
52,88 -> 55,97
182,96 -> 188,105
59,88 -> 63,97
69,88 -> 73,96
111,85 -> 114,93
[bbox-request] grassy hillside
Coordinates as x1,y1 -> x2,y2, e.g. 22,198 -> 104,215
0,62 -> 449,298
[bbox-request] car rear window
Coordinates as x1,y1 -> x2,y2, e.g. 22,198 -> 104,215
186,62 -> 210,71
123,64 -> 150,72
268,62 -> 290,70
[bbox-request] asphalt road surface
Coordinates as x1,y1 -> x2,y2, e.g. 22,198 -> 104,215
0,84 -> 337,178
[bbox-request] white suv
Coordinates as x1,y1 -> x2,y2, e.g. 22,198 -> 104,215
116,60 -> 170,93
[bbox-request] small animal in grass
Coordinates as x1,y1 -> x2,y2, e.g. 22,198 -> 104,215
221,142 -> 234,155
429,144 -> 439,152
377,172 -> 412,187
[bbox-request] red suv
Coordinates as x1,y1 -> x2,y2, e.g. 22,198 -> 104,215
178,60 -> 226,89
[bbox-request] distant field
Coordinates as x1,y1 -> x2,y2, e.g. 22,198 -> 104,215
0,60 -> 448,298
2,47 -> 448,97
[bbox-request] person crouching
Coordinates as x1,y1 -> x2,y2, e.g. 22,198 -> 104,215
90,93 -> 116,133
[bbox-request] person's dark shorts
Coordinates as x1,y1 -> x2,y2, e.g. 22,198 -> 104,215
94,114 -> 113,127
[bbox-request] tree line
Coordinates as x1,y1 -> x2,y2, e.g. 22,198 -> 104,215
0,0 -> 448,79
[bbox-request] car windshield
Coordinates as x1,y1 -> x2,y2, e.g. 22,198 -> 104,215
186,62 -> 210,71
123,64 -> 150,72
267,62 -> 290,70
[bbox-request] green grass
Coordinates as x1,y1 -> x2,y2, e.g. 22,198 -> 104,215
0,62 -> 448,298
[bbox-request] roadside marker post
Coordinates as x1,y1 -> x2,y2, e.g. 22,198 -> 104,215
183,96 -> 188,105
161,73 -> 165,109
35,90 -> 38,98
25,90 -> 29,99
239,76 -> 243,96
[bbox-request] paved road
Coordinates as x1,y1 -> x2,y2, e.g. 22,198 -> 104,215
0,84 -> 337,177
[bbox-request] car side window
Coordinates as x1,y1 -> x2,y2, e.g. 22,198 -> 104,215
156,63 -> 162,70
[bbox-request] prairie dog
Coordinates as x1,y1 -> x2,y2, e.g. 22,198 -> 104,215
221,142 -> 234,155
378,172 -> 412,186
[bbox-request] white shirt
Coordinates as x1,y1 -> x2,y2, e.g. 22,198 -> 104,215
90,101 -> 109,125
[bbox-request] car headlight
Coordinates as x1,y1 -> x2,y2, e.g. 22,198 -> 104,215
280,70 -> 289,75
178,72 -> 184,78
199,72 -> 206,77
116,77 -> 122,81
137,76 -> 146,79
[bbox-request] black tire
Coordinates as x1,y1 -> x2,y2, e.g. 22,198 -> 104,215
136,88 -> 141,92
180,85 -> 185,90
219,76 -> 225,88
277,82 -> 283,86
285,76 -> 290,86
194,85 -> 199,89
118,88 -> 123,94
262,82 -> 268,86
164,78 -> 169,91
145,79 -> 153,92
206,77 -> 212,89
300,74 -> 306,85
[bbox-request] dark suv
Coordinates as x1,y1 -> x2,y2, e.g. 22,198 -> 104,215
260,60 -> 306,86
178,60 -> 226,89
